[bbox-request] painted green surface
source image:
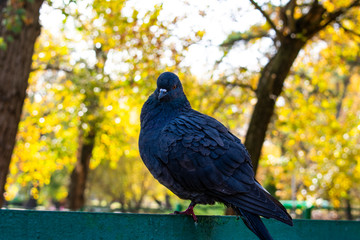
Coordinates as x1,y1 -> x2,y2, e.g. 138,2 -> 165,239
0,209 -> 359,240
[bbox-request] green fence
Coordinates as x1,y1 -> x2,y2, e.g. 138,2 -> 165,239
0,209 -> 359,239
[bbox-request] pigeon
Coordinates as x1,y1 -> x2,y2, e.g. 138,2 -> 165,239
138,72 -> 293,240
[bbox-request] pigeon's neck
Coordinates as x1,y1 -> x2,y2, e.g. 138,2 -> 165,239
140,94 -> 191,131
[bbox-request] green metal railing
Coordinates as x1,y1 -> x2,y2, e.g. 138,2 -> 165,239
0,209 -> 359,239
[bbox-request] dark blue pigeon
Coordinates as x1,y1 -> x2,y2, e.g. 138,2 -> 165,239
139,72 -> 292,240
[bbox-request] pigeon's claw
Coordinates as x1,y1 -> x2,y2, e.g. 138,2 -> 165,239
173,204 -> 198,222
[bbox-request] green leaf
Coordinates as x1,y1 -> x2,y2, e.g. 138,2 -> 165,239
6,35 -> 14,43
0,37 -> 7,50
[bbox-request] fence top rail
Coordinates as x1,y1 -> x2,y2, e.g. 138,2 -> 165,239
1,209 -> 359,240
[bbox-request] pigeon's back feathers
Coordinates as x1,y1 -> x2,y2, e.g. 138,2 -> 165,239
139,72 -> 292,240
159,110 -> 253,190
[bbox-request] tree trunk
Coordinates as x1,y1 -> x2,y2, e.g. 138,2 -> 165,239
67,129 -> 96,210
0,0 -> 43,207
345,197 -> 353,220
244,38 -> 305,174
67,48 -> 102,210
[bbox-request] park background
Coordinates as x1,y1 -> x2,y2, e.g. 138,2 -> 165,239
0,0 -> 359,221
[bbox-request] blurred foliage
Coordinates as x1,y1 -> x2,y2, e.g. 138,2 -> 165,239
4,0 -> 360,216
6,0 -> 203,209
216,0 -> 360,213
258,4 -> 360,209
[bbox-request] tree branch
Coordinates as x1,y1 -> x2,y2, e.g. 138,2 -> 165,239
320,0 -> 360,31
337,21 -> 360,37
31,64 -> 73,73
216,80 -> 256,93
249,0 -> 283,39
280,0 -> 297,33
220,31 -> 270,47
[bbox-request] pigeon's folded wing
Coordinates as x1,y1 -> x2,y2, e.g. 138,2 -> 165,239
158,110 -> 255,194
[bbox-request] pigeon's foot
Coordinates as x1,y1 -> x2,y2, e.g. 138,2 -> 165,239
173,203 -> 198,222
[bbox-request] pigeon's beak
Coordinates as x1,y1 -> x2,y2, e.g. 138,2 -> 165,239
158,88 -> 168,100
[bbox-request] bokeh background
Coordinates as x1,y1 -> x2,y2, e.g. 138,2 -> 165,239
1,0 -> 359,220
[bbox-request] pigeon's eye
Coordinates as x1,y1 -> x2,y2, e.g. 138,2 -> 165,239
172,85 -> 177,90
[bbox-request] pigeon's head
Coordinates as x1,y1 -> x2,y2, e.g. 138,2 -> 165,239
156,72 -> 185,102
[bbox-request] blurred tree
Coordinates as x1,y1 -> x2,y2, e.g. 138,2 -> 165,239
8,0 -> 203,210
221,0 -> 360,174
65,0 -> 198,210
269,22 -> 360,218
8,35 -> 79,207
0,0 -> 44,207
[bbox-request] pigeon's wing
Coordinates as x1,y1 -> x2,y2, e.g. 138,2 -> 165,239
159,110 -> 292,225
159,110 -> 255,194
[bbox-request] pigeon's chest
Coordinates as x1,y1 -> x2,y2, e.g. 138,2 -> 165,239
140,107 -> 178,137
138,125 -> 169,181
139,112 -> 176,159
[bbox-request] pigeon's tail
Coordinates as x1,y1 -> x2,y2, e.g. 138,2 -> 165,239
235,207 -> 274,240
217,181 -> 293,227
